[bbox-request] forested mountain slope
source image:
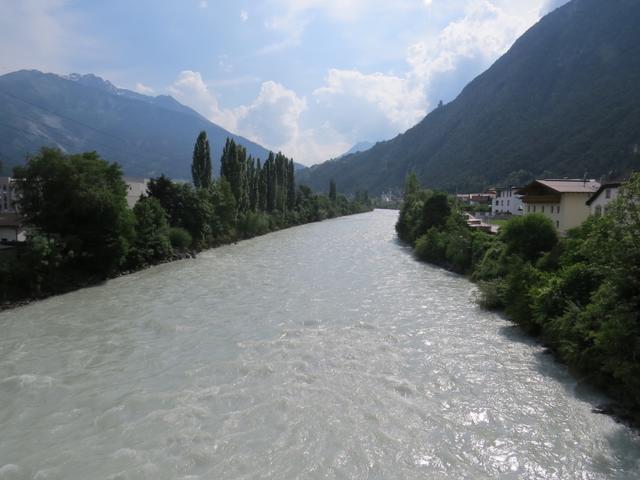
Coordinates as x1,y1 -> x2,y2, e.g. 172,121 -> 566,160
299,0 -> 640,193
0,70 -> 272,179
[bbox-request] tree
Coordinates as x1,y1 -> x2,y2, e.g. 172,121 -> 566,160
500,214 -> 558,262
191,131 -> 212,188
287,159 -> 296,210
13,147 -> 135,274
420,192 -> 451,232
403,172 -> 420,202
329,179 -> 337,202
130,197 -> 172,265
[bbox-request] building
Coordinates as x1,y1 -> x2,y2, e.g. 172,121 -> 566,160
124,177 -> 149,209
456,193 -> 495,207
586,182 -> 622,216
0,213 -> 26,243
519,179 -> 601,233
492,186 -> 524,216
0,177 -> 19,214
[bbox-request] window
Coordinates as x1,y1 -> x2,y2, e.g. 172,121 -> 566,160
542,206 -> 545,213
556,221 -> 559,229
527,205 -> 531,213
595,205 -> 602,216
533,205 -> 537,213
605,189 -> 611,199
507,200 -> 510,206
557,206 -> 560,214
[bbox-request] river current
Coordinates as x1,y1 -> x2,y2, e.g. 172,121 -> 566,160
0,210 -> 638,479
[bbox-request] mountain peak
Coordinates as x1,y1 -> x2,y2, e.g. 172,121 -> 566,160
64,73 -> 119,95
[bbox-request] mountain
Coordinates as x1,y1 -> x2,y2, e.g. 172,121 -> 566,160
0,70 -> 274,179
299,0 -> 640,194
338,141 -> 375,158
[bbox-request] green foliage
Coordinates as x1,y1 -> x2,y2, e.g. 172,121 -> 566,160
3,140 -> 372,307
329,179 -> 337,202
169,227 -> 192,250
500,214 -> 558,262
397,172 -> 640,420
191,131 -> 212,188
298,1 -> 640,194
13,147 -> 135,275
130,197 -> 172,266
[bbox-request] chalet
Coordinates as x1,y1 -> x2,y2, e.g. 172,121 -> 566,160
519,179 -> 600,233
492,186 -> 523,216
586,182 -> 622,216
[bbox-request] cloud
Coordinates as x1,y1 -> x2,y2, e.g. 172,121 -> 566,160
0,0 -> 97,74
169,70 -> 238,129
308,0 -> 534,153
539,0 -> 571,16
134,83 -> 154,95
199,1 -> 208,9
313,69 -> 427,138
240,9 -> 249,22
234,81 -> 307,147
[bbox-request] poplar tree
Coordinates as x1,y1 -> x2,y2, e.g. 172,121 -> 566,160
191,131 -> 212,188
329,179 -> 337,202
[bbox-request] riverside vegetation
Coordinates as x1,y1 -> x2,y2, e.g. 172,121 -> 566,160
0,132 -> 372,307
396,172 -> 640,424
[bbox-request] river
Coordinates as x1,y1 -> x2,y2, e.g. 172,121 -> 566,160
0,210 -> 638,479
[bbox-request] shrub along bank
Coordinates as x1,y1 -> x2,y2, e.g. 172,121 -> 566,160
396,172 -> 640,424
1,138 -> 372,308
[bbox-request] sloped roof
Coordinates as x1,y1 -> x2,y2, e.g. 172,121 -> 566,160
535,179 -> 601,194
586,182 -> 622,206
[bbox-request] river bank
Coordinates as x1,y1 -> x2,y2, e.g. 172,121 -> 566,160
2,210 -> 638,478
0,209 -> 372,313
395,173 -> 640,429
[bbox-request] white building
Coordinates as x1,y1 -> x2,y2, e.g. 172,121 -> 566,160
124,177 -> 149,209
0,177 -> 19,214
492,186 -> 524,216
586,182 -> 622,216
0,214 -> 26,243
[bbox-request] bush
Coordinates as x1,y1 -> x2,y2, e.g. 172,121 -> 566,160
500,214 -> 558,262
237,211 -> 271,238
169,227 -> 192,250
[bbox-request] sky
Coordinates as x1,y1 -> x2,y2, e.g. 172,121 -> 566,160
0,0 -> 570,165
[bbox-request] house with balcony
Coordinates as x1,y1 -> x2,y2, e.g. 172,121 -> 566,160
586,182 -> 622,216
518,179 -> 600,233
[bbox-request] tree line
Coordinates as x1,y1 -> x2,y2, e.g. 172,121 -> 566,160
396,172 -> 640,425
0,132 -> 372,305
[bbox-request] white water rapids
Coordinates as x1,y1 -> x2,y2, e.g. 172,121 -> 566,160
0,210 -> 638,479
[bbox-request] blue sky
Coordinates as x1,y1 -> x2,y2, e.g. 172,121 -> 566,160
0,0 -> 568,165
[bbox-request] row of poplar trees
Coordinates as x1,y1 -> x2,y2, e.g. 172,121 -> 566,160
192,132 -> 296,214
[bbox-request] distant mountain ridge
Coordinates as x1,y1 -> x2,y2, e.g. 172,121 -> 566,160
0,70 -> 279,179
338,141 -> 375,158
299,0 -> 640,194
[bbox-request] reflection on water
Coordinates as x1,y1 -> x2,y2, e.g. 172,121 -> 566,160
0,210 -> 638,479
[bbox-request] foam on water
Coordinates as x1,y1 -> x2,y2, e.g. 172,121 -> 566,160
0,210 -> 639,479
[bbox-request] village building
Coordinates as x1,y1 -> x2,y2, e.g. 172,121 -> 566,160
491,186 -> 523,216
586,182 -> 622,216
124,177 -> 149,209
519,179 -> 600,233
0,213 -> 26,243
0,177 -> 19,214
